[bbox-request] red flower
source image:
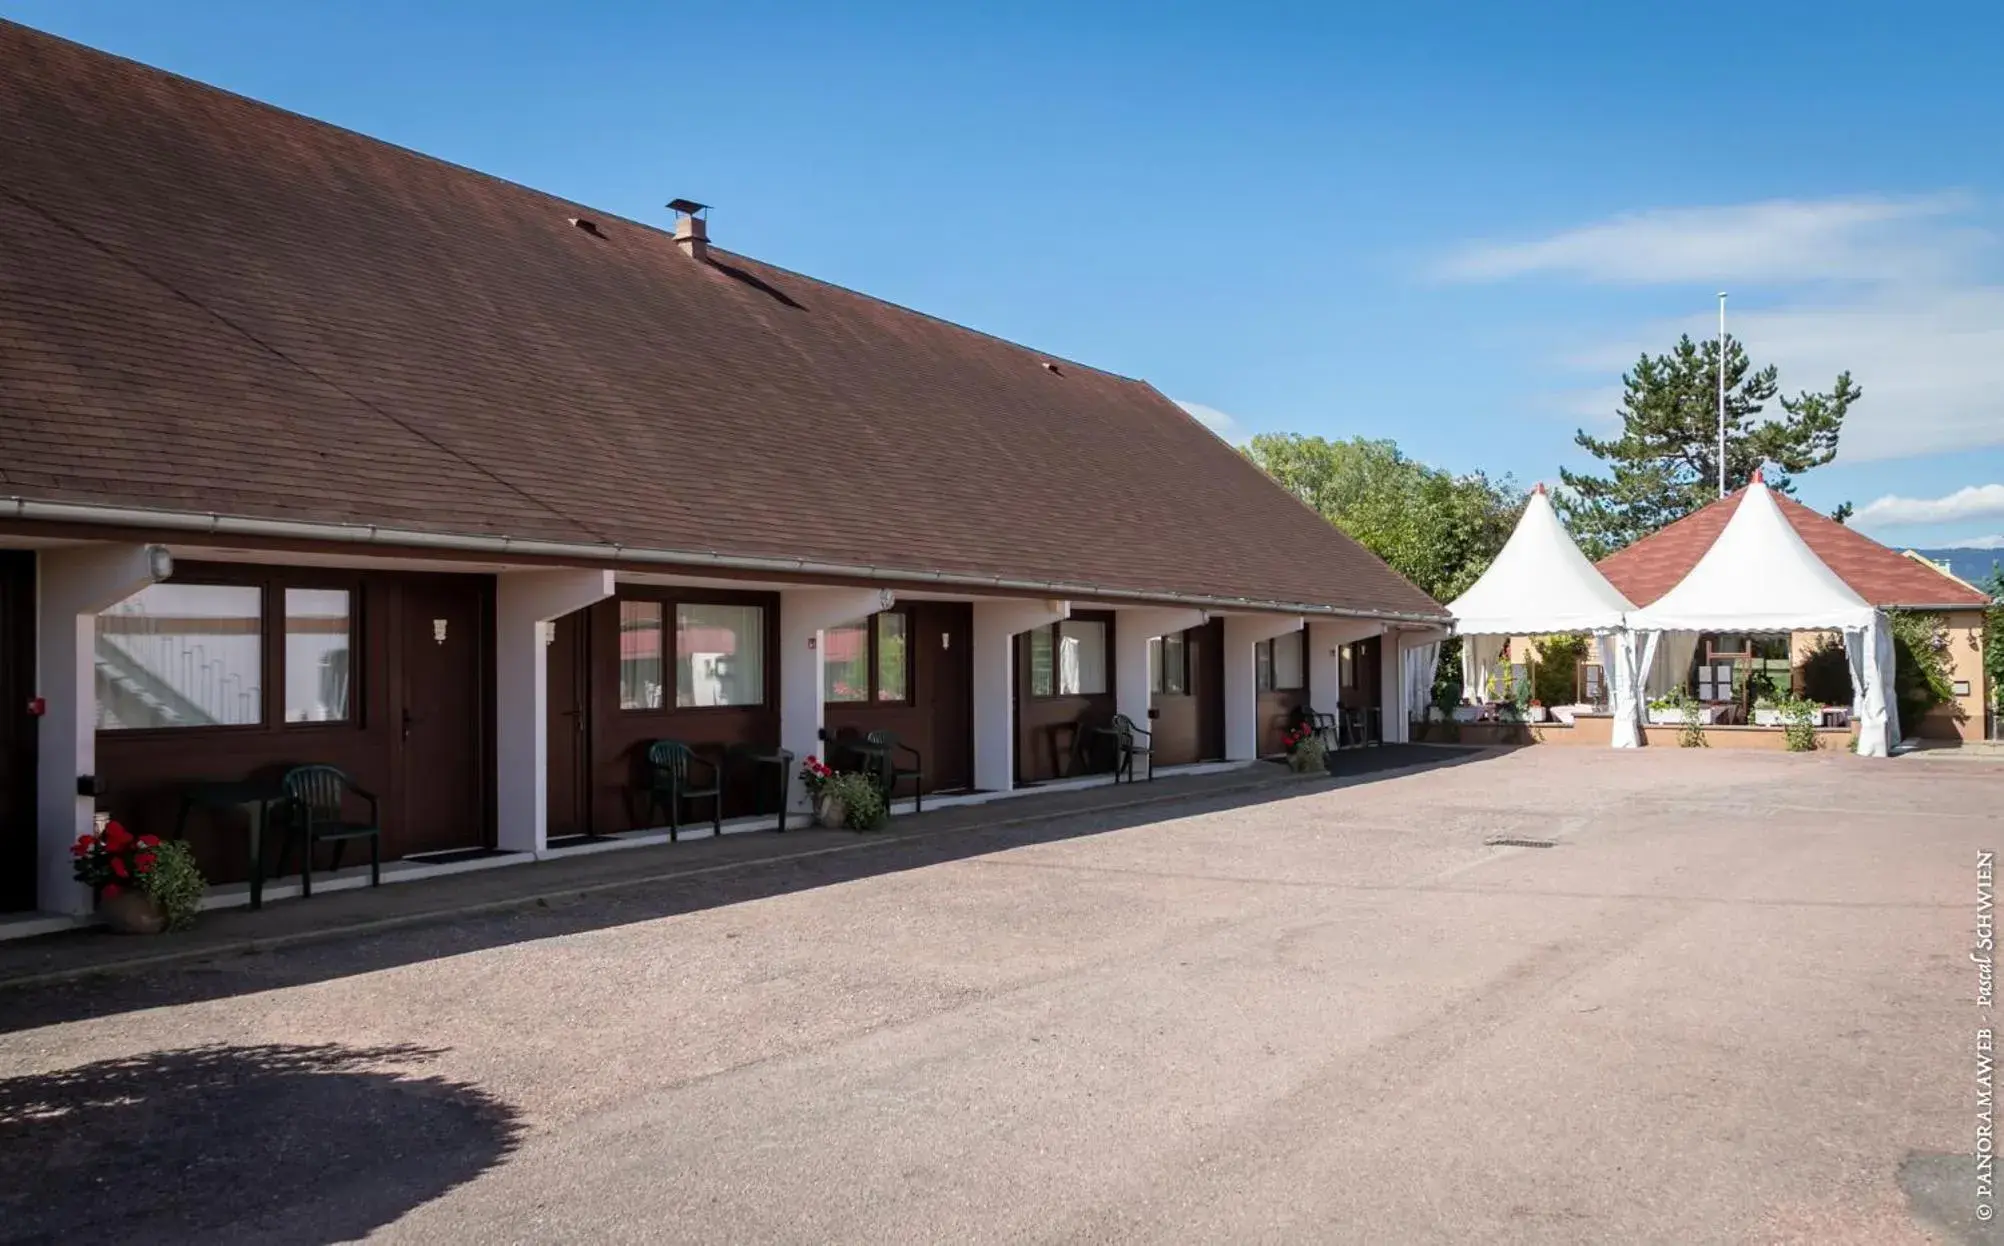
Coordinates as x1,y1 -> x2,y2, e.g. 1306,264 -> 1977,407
71,835 -> 94,858
101,882 -> 122,899
104,822 -> 134,851
137,834 -> 161,849
135,853 -> 158,872
110,857 -> 129,879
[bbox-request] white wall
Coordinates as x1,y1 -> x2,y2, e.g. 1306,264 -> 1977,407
1222,614 -> 1304,761
1111,607 -> 1207,729
972,599 -> 1069,792
37,543 -> 170,914
780,588 -> 895,811
494,570 -> 614,856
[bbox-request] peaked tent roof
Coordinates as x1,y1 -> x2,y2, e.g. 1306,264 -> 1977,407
1600,486 -> 1991,610
1626,479 -> 1877,632
1447,486 -> 1634,634
0,21 -> 1443,620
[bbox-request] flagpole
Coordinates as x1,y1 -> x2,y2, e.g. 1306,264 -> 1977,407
1717,291 -> 1728,497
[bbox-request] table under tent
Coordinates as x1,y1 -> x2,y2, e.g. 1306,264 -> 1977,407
1443,484 -> 1645,746
1625,474 -> 1900,757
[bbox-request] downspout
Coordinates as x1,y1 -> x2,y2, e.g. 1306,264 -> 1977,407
2,498 -> 1452,626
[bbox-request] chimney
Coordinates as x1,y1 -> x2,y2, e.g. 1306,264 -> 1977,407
668,198 -> 709,262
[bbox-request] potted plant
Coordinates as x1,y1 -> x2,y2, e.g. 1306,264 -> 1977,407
71,819 -> 206,934
1526,698 -> 1549,723
1751,695 -> 1785,728
1280,722 -> 1327,774
800,755 -> 845,828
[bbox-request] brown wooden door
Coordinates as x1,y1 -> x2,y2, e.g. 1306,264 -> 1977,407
546,610 -> 590,838
926,603 -> 973,791
395,576 -> 488,856
0,552 -> 35,912
1190,619 -> 1225,762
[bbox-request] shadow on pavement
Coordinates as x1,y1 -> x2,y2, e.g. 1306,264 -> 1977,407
0,1043 -> 520,1244
0,747 -> 1502,1036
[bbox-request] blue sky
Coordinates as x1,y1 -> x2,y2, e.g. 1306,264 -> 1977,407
10,0 -> 2004,549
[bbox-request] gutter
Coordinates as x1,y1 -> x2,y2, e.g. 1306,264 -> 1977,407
2,498 -> 1452,626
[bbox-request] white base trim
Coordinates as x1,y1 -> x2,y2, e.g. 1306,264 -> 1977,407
0,910 -> 93,942
2,758 -> 1266,938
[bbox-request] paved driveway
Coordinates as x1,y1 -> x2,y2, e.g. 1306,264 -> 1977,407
1,748 -> 1994,1244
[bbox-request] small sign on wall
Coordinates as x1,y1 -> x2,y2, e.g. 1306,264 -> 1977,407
1954,680 -> 1972,697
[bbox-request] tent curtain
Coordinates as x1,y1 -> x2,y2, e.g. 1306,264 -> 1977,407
1460,634 -> 1507,703
1606,629 -> 1643,749
1403,640 -> 1441,726
1843,615 -> 1902,758
1643,631 -> 1699,699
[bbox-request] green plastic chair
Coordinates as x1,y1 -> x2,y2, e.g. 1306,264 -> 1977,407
278,765 -> 382,897
863,729 -> 924,813
1106,714 -> 1154,783
644,740 -> 722,841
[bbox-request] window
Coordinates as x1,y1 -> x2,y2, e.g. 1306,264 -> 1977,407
1150,632 -> 1188,696
676,603 -> 764,707
875,612 -> 908,702
619,601 -> 665,710
1029,627 -> 1055,697
284,588 -> 351,722
1272,631 -> 1305,690
1256,639 -> 1275,693
96,583 -> 264,729
824,622 -> 870,704
823,612 -> 908,704
1338,644 -> 1356,691
1057,620 -> 1107,695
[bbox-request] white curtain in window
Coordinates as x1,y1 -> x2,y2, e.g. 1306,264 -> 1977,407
1058,621 -> 1107,695
1273,632 -> 1305,689
1402,640 -> 1440,724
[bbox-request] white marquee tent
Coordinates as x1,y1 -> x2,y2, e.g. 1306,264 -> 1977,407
1445,485 -> 1647,745
1626,476 -> 1900,757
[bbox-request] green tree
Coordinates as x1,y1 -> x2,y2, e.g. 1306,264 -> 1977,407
1985,570 -> 2004,733
1241,434 -> 1522,602
1558,334 -> 1860,557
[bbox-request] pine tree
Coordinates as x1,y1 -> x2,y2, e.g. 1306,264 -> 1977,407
1558,334 -> 1858,557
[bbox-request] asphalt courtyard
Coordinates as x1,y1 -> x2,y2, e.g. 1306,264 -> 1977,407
1,747 -> 1996,1244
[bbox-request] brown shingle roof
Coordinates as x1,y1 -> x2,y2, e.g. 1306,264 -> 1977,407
0,21 -> 1442,619
1597,488 -> 1992,610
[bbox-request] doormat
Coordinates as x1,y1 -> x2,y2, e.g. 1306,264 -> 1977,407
403,847 -> 523,866
544,834 -> 620,851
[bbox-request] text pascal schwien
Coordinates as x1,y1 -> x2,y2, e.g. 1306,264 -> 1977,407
1978,851 -> 1995,1224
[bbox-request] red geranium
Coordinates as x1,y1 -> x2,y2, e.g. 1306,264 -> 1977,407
72,819 -> 163,894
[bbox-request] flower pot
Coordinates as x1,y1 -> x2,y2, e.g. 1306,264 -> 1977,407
1752,708 -> 1785,727
813,794 -> 846,829
1526,706 -> 1549,723
99,888 -> 166,936
1450,706 -> 1481,724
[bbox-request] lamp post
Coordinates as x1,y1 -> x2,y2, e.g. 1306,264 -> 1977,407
1717,291 -> 1728,498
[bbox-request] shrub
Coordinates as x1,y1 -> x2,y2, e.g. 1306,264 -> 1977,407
1530,633 -> 1591,707
1799,636 -> 1853,705
1775,694 -> 1820,753
824,772 -> 887,832
146,841 -> 207,930
1888,611 -> 1955,735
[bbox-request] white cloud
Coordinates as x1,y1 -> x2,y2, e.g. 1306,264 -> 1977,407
1943,534 -> 2004,549
1456,195 -> 2004,462
1173,399 -> 1242,441
1855,484 -> 2004,526
1435,194 -> 1981,285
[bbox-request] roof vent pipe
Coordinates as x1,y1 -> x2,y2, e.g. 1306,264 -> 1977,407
668,198 -> 709,262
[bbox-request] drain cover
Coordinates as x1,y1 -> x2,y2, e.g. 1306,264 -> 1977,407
1484,836 -> 1556,849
